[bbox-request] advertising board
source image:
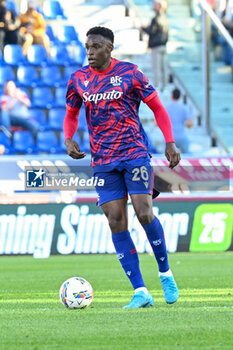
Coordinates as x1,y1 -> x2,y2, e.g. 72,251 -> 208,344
0,199 -> 232,257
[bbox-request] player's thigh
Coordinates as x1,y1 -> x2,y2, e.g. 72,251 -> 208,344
124,160 -> 153,197
94,170 -> 128,233
94,170 -> 127,206
101,198 -> 128,233
124,161 -> 154,224
130,193 -> 154,224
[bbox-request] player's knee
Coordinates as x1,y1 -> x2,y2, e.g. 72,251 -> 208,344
137,212 -> 154,226
107,213 -> 127,233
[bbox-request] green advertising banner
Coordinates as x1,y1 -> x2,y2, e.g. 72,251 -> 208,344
0,199 -> 232,257
190,204 -> 233,251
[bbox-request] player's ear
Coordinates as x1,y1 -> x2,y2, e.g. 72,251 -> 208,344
107,42 -> 114,53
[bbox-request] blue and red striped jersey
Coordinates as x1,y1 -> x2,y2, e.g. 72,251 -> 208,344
66,58 -> 157,166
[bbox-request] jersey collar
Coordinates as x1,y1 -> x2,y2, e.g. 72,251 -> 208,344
89,58 -> 116,75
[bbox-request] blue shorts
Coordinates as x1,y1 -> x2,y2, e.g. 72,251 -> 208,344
93,158 -> 155,206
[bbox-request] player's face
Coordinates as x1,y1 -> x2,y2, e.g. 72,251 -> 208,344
85,34 -> 113,71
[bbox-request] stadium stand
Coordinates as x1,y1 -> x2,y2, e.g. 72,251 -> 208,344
71,45 -> 86,66
116,0 -> 233,154
45,25 -> 58,45
48,107 -> 66,131
5,0 -> 19,15
3,44 -> 26,66
42,0 -> 67,20
0,66 -> 15,86
54,87 -> 67,107
0,0 -> 231,155
27,45 -> 49,66
63,65 -> 82,82
40,66 -> 64,87
13,130 -> 36,154
57,25 -> 80,45
50,45 -> 71,66
0,131 -> 12,154
32,87 -> 54,109
165,0 -> 233,154
0,0 -> 88,154
16,66 -> 40,87
36,130 -> 60,153
29,108 -> 50,130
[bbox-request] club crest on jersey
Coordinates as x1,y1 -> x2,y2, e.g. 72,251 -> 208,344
84,80 -> 89,87
110,76 -> 122,86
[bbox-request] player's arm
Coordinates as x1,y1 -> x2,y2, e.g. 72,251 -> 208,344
63,106 -> 86,159
64,76 -> 86,159
146,95 -> 181,169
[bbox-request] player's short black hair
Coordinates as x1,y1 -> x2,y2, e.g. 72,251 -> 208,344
172,88 -> 181,100
86,26 -> 114,44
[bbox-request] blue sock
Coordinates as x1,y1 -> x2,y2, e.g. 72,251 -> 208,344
112,230 -> 145,289
142,216 -> 169,273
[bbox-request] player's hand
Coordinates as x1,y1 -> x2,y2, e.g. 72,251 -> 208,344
65,138 -> 86,159
165,142 -> 181,169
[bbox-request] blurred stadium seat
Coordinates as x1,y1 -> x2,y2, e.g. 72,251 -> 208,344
0,66 -> 15,86
3,45 -> 26,66
48,108 -> 65,130
54,87 -> 66,107
37,130 -> 60,153
32,87 -> 54,108
42,0 -> 67,20
50,45 -> 72,66
17,66 -> 40,87
6,0 -> 19,15
0,131 -> 13,154
13,131 -> 36,154
27,45 -> 49,66
19,87 -> 31,99
57,25 -> 80,45
63,65 -> 82,83
71,45 -> 86,66
40,66 -> 64,87
29,109 -> 50,129
46,25 -> 57,45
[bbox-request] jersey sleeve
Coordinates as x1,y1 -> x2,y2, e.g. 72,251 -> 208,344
132,66 -> 157,103
66,74 -> 83,111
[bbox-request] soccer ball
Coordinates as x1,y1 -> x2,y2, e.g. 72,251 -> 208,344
59,277 -> 93,309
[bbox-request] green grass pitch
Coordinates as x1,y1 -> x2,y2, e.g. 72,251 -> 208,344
0,252 -> 233,350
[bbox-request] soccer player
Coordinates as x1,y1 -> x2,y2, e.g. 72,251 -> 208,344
64,26 -> 180,309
